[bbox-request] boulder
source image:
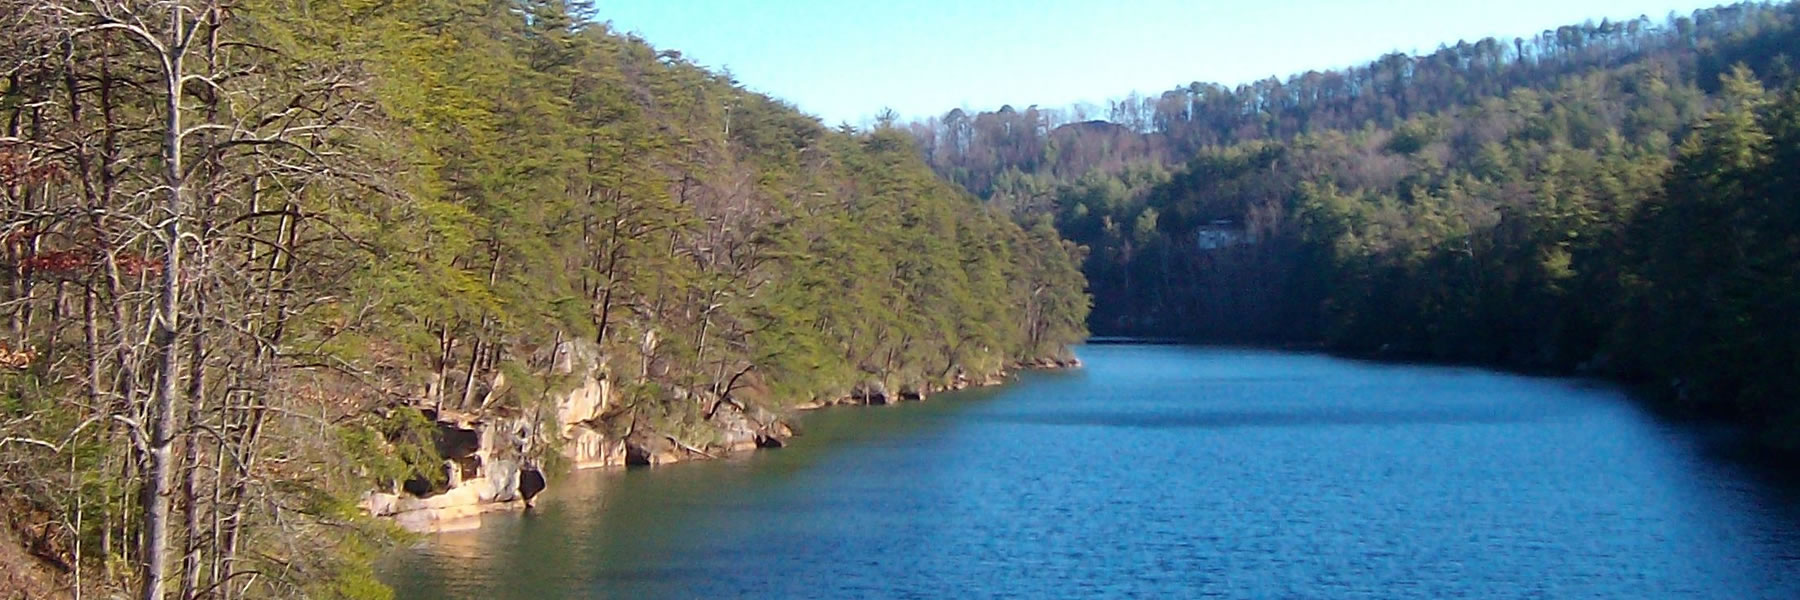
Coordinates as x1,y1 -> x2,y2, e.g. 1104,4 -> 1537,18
519,466 -> 546,503
480,458 -> 523,503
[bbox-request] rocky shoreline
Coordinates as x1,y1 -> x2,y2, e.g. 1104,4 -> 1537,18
362,342 -> 1080,533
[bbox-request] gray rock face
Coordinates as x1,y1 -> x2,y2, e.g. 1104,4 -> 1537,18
374,338 -> 937,532
482,457 -> 522,504
370,414 -> 537,532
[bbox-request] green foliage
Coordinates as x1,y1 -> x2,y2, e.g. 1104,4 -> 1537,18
298,532 -> 399,600
340,410 -> 445,492
307,0 -> 1090,424
911,3 -> 1800,203
903,2 -> 1800,453
1617,77 -> 1800,441
0,0 -> 1068,597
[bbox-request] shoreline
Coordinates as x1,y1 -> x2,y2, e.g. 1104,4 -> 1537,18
376,356 -> 1084,534
1083,336 -> 1800,461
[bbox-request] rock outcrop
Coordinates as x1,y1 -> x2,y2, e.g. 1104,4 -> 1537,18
365,340 -> 792,532
366,339 -> 1079,533
363,415 -> 546,533
563,425 -> 627,470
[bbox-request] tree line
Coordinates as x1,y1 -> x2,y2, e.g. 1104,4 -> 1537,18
912,1 -> 1800,452
0,1 -> 1089,598
906,2 -> 1800,213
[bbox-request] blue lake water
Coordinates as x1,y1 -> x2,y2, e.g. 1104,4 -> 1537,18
381,344 -> 1800,598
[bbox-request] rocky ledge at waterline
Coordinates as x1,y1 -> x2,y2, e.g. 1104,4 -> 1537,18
360,341 -> 1080,533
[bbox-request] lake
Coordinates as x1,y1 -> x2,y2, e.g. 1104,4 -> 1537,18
380,344 -> 1800,598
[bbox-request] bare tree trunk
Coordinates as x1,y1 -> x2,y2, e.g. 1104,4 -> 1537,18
432,328 -> 451,411
143,5 -> 194,598
180,17 -> 224,597
177,316 -> 204,600
457,339 -> 482,410
595,218 -> 623,345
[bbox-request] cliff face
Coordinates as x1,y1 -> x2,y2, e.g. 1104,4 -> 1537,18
361,414 -> 542,533
362,339 -> 788,532
364,339 -> 1081,533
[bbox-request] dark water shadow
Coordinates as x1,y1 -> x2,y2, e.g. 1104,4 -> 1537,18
1697,436 -> 1800,508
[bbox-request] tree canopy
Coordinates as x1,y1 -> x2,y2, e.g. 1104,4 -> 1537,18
907,1 -> 1800,453
0,1 -> 1087,597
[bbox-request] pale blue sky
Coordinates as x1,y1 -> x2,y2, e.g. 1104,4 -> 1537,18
594,0 -> 1725,125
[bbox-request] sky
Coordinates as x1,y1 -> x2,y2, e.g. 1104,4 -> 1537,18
593,0 -> 1727,125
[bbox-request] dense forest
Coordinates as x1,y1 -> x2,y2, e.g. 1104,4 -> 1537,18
0,1 -> 1087,598
9,0 -> 1800,597
907,1 -> 1800,451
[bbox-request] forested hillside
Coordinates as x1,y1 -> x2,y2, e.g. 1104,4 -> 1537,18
907,1 -> 1800,451
0,1 -> 1087,598
909,2 -> 1798,205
